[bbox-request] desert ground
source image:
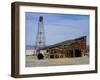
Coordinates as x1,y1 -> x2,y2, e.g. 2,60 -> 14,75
26,55 -> 89,67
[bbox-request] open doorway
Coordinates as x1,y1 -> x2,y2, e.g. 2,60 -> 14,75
75,49 -> 82,57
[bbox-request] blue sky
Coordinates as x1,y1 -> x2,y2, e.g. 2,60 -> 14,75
25,12 -> 90,46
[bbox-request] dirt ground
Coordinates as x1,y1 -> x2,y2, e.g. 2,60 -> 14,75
26,55 -> 89,67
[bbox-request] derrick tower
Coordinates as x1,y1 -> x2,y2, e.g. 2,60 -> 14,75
35,16 -> 46,51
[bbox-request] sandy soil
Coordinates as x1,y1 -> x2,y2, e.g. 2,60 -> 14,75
26,55 -> 89,67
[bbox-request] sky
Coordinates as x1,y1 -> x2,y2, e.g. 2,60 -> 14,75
25,12 -> 90,46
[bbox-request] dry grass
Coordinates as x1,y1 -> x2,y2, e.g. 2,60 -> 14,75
26,55 -> 89,67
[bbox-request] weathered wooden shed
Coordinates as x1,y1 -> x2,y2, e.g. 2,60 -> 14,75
41,36 -> 86,59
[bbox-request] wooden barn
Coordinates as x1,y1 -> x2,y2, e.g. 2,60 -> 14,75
41,36 -> 86,59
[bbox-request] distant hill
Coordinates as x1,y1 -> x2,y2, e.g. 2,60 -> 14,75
26,45 -> 49,50
26,45 -> 36,50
